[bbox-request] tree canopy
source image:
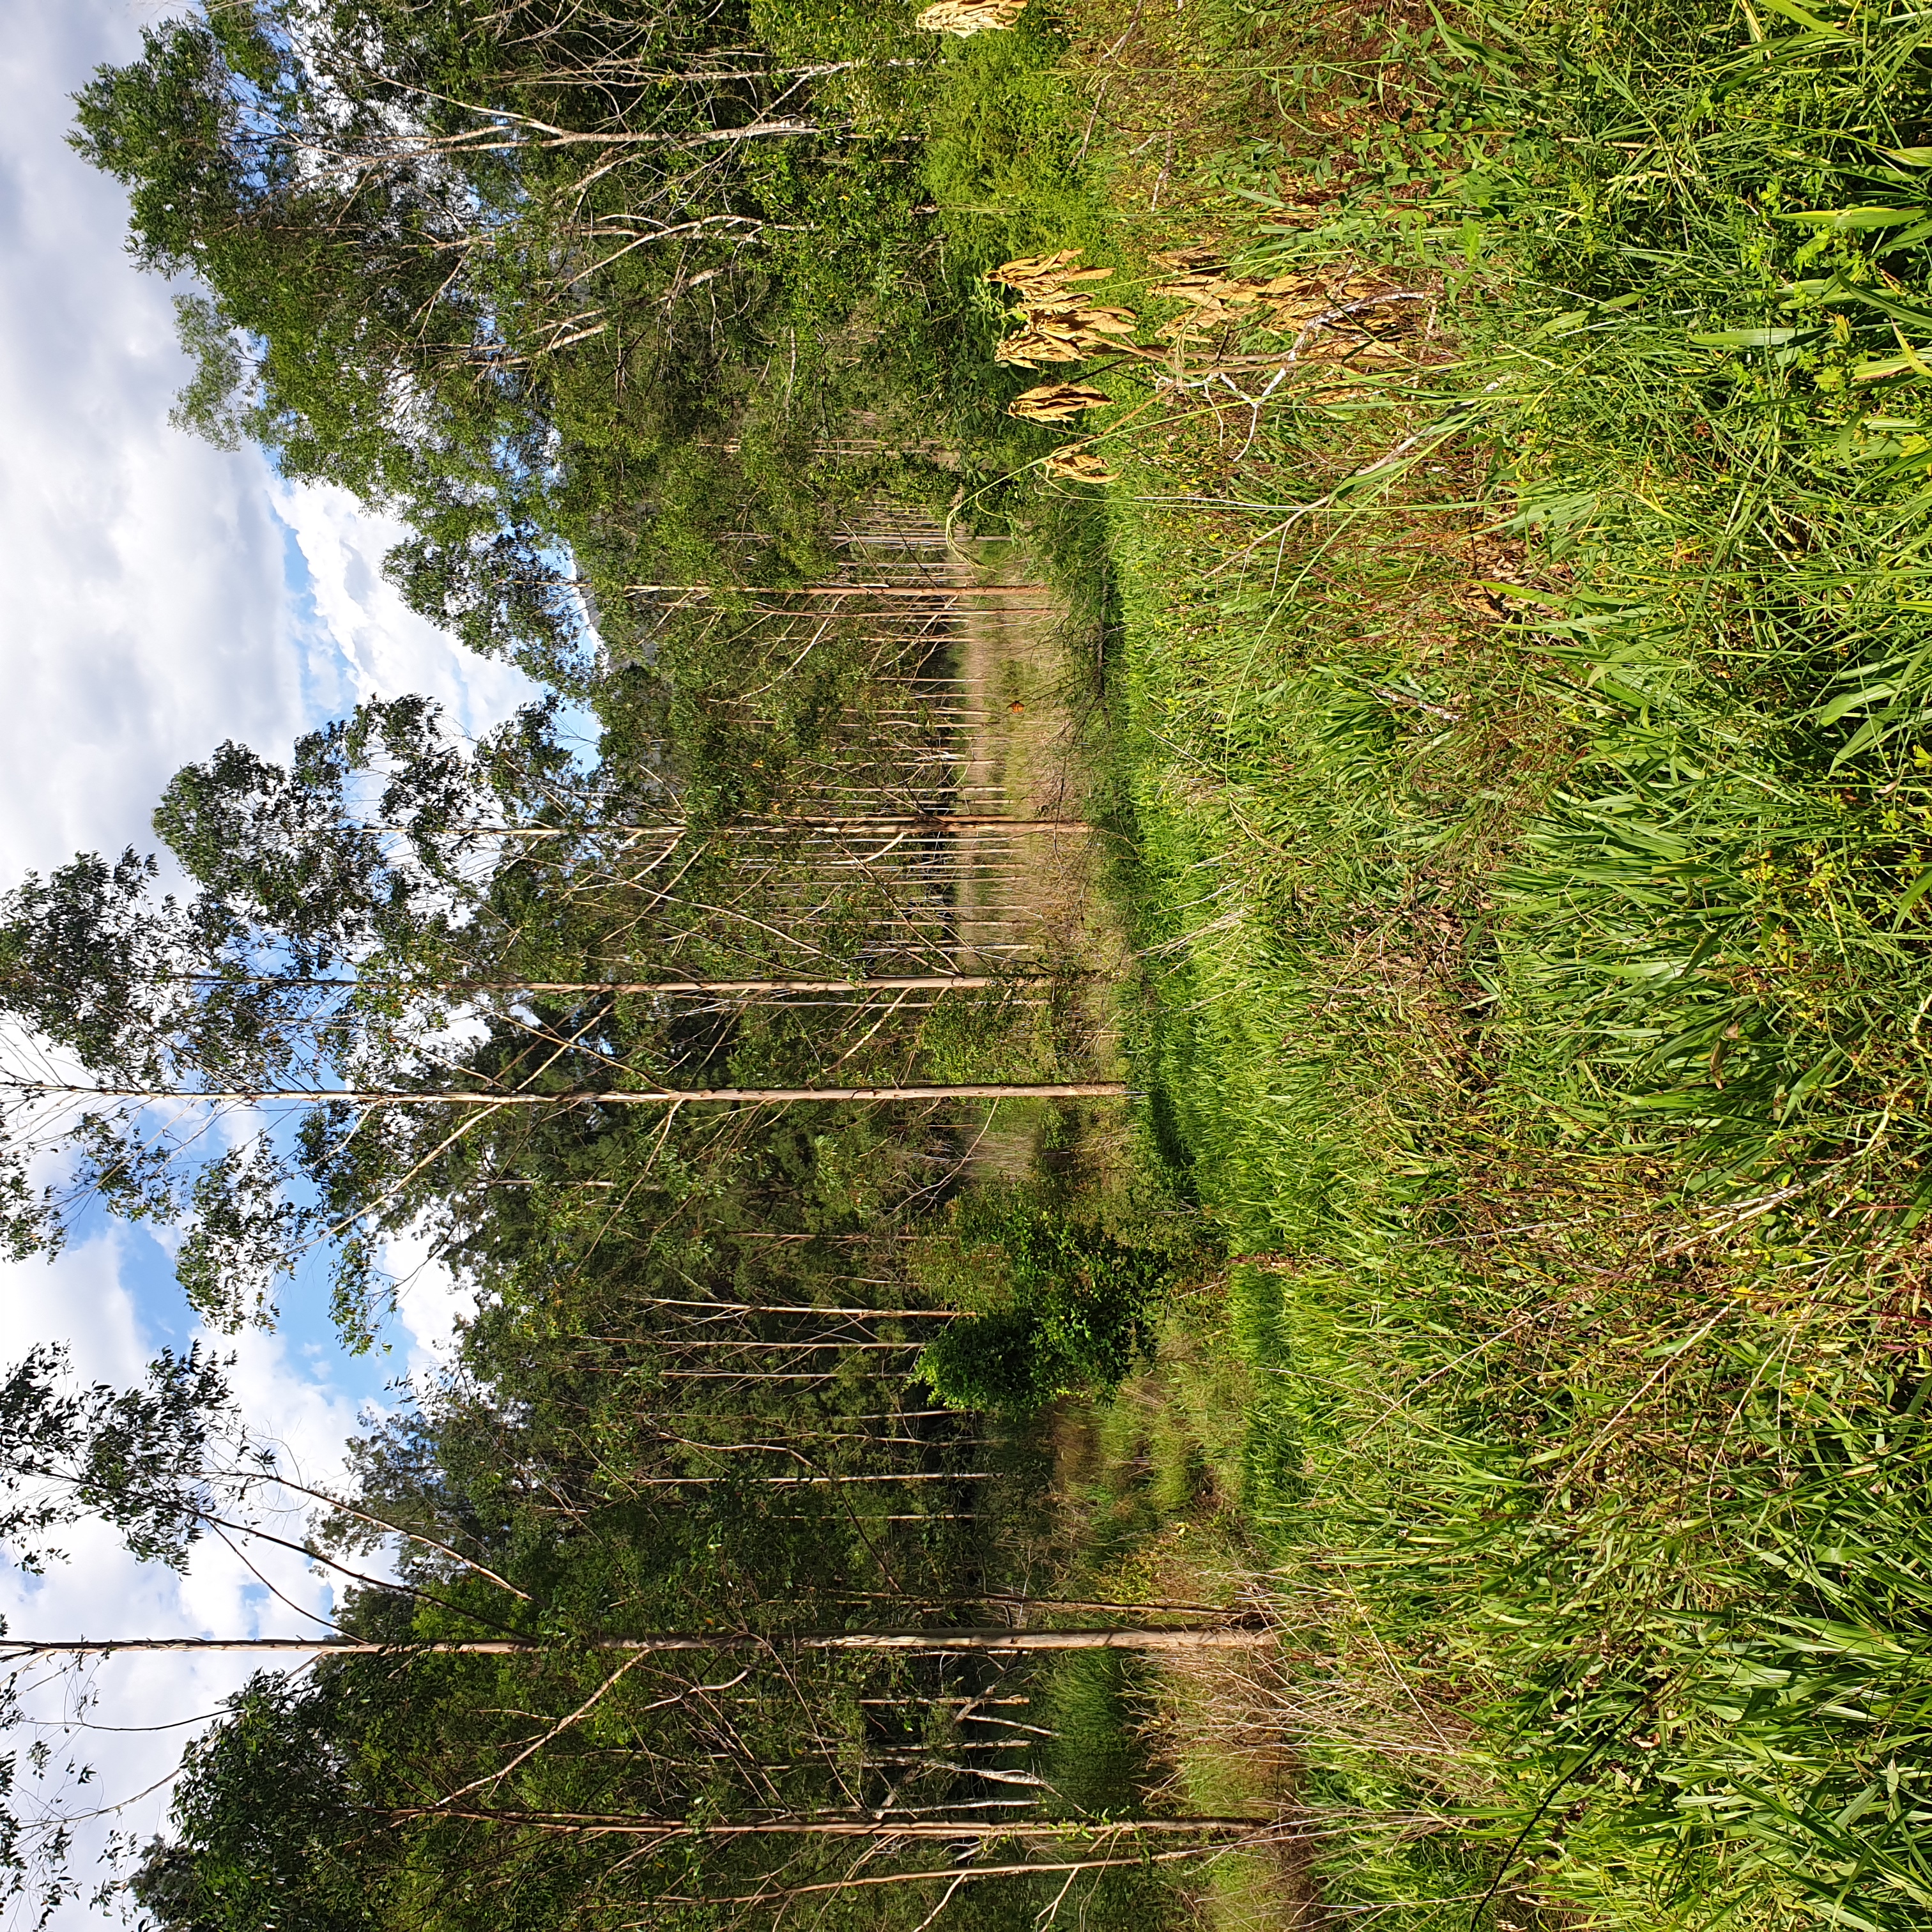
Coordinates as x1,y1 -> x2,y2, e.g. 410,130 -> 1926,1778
16,10 -> 1221,1928
71,0 -> 999,685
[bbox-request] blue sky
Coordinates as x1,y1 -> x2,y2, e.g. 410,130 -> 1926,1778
0,2 -> 542,1917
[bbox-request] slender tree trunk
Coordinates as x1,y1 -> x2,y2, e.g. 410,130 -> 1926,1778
394,1806 -> 1268,1841
650,1349 -> 920,1365
478,815 -> 1092,835
121,974 -> 1061,997
586,1298 -> 958,1317
693,1844 -> 1266,1909
855,1696 -> 1032,1706
12,1080 -> 1130,1107
622,1472 -> 987,1486
472,975 -> 1052,995
408,116 -> 822,158
2,1626 -> 1266,1660
618,583 -> 1048,597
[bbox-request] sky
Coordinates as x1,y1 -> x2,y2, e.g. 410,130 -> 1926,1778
0,1 -> 540,1919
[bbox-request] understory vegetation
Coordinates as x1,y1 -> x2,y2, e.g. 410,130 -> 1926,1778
11,0 -> 1932,1928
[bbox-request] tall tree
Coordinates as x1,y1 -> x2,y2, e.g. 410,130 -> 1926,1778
70,3 -> 960,674
0,697 -> 1110,1338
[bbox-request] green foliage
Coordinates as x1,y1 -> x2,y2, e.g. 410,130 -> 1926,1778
114,1183 -> 1152,1930
921,18 -> 1107,264
68,0 -> 1045,686
1040,1650 -> 1144,1815
134,1673 -> 376,1932
0,1345 -> 231,1572
917,1189 -> 1169,1415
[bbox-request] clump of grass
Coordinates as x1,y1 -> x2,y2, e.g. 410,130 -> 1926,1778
1211,0 -> 1932,1204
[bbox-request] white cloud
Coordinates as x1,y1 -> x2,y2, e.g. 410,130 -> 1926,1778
274,483 -> 539,740
0,1227 -> 148,1390
0,0 -> 298,885
380,1229 -> 473,1383
0,0 -> 538,887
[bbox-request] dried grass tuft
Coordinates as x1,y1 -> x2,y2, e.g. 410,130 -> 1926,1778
1008,381 -> 1115,422
1045,445 -> 1119,483
1128,1571 -> 1476,1930
988,250 -> 1143,368
1150,257 -> 1432,369
1146,1579 -> 1477,1798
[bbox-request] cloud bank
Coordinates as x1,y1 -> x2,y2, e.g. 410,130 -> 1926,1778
0,0 -> 535,882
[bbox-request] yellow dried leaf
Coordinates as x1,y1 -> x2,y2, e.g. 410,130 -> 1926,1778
1151,245 -> 1225,272
994,328 -> 1086,367
1268,299 -> 1326,328
989,250 -> 1085,287
1008,381 -> 1113,422
1148,274 -> 1226,302
1045,446 -> 1119,484
917,0 -> 1028,34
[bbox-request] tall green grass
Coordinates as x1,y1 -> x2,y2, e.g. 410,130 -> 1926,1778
1092,0 -> 1932,1922
1230,0 -> 1932,1200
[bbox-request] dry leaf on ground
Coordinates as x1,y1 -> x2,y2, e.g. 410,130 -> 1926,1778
986,250 -> 1141,367
1008,382 -> 1114,422
1045,447 -> 1119,483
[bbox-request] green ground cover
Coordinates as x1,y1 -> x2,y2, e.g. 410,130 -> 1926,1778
960,0 -> 1932,1922
46,2 -> 1932,1924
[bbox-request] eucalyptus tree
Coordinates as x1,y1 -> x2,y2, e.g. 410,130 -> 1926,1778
0,1350 -> 1253,1931
0,1346 -> 261,1928
68,1 -> 846,471
0,1346 -> 233,1575
123,1647 -> 1264,1932
0,696 -> 499,1330
0,696 -> 1113,1340
70,2 -> 948,676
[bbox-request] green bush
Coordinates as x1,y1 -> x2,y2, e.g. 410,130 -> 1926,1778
917,1197 -> 1168,1416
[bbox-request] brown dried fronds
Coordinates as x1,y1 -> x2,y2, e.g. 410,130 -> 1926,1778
916,0 -> 1029,34
1007,381 -> 1114,422
1066,303 -> 1140,337
987,250 -> 1144,369
995,307 -> 1142,368
1151,245 -> 1229,273
995,323 -> 1112,368
993,330 -> 1088,369
988,250 -> 1116,296
1149,261 -> 1434,372
1045,445 -> 1120,484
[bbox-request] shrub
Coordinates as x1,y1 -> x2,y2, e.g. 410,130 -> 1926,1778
917,1197 -> 1168,1416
